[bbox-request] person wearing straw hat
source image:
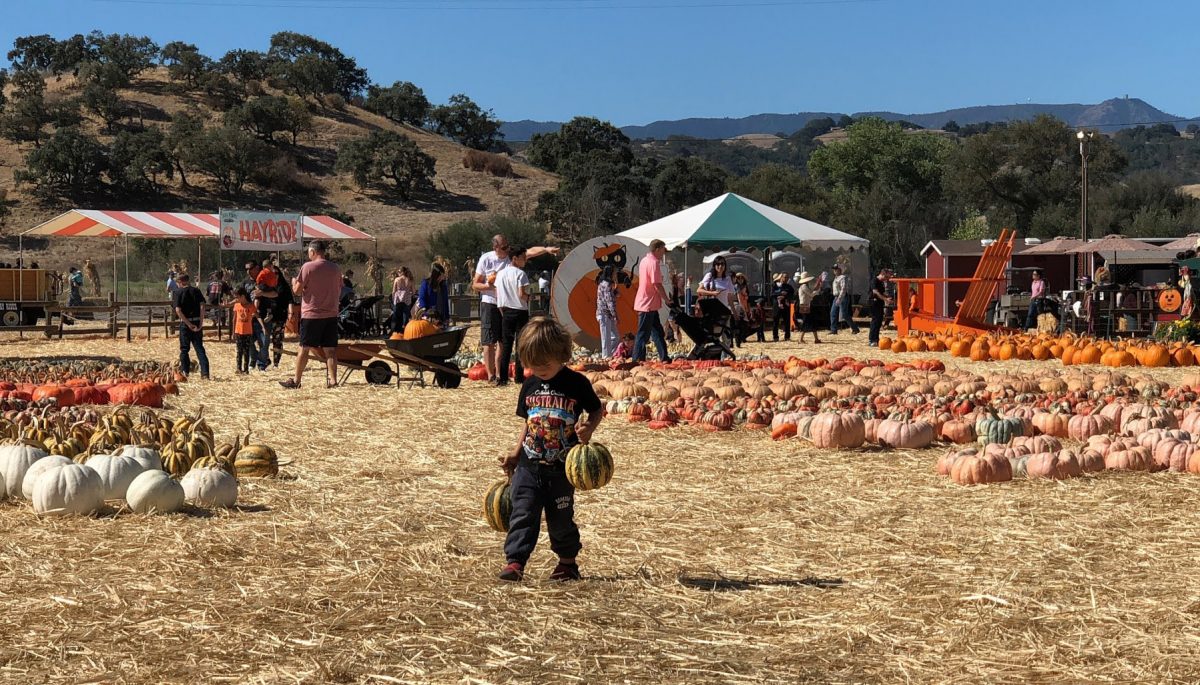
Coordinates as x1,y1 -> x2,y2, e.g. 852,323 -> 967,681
794,271 -> 821,344
770,272 -> 794,342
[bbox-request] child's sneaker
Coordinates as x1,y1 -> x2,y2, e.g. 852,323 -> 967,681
549,562 -> 581,581
498,562 -> 524,582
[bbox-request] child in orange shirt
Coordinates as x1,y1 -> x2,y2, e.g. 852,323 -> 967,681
231,287 -> 257,374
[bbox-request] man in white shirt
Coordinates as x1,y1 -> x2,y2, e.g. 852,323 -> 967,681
473,235 -> 510,382
473,234 -> 559,383
494,246 -> 530,386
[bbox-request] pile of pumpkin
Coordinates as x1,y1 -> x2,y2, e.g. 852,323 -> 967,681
572,355 -> 1200,485
583,356 -> 949,434
879,331 -> 1198,368
0,404 -> 281,516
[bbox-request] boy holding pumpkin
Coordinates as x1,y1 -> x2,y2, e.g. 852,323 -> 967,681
497,317 -> 603,582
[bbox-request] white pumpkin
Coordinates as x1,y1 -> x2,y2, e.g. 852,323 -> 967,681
181,467 -> 238,508
32,463 -> 104,517
118,445 -> 163,472
126,470 -> 185,514
0,444 -> 49,499
86,454 -> 145,501
21,454 -> 73,499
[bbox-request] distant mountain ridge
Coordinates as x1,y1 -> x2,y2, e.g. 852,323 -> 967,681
501,98 -> 1198,141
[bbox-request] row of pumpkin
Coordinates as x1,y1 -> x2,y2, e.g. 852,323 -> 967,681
879,331 -> 1197,368
1,404 -> 280,478
0,443 -> 237,516
939,429 -> 1200,485
0,380 -> 173,408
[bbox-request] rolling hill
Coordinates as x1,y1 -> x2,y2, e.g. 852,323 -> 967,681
0,68 -> 559,276
502,97 -> 1197,142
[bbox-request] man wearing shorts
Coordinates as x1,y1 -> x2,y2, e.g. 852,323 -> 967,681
473,235 -> 510,383
474,235 -> 560,383
281,240 -> 342,389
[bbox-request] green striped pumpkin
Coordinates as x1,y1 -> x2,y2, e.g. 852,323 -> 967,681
565,442 -> 614,491
483,480 -> 512,532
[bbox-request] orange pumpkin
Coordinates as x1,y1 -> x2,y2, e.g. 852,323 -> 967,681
1141,345 -> 1170,368
1173,347 -> 1195,367
33,385 -> 75,407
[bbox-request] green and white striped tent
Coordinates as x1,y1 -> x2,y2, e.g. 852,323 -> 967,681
618,193 -> 868,251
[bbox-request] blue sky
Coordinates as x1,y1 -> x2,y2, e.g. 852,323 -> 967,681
3,0 -> 1196,128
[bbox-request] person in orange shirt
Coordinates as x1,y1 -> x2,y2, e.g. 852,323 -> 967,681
230,287 -> 257,374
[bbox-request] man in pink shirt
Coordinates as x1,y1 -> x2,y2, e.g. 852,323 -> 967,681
632,239 -> 671,362
1025,269 -> 1045,331
281,240 -> 343,389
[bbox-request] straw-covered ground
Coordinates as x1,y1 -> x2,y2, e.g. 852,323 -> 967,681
2,328 -> 1200,684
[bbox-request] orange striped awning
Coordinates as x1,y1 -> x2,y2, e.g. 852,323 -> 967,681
23,210 -> 373,241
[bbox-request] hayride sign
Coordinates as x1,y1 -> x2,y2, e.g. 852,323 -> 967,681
219,210 -> 303,251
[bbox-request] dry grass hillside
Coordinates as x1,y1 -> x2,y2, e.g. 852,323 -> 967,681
0,68 -> 558,275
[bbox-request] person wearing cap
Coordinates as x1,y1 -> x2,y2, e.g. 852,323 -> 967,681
632,239 -> 671,363
794,271 -> 821,344
171,272 -> 211,380
829,264 -> 859,335
770,272 -> 795,342
868,269 -> 893,346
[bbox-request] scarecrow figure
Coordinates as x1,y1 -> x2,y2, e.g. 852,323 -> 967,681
365,254 -> 384,296
1181,266 -> 1195,321
84,258 -> 101,297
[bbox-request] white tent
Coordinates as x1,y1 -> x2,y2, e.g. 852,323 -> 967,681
617,193 -> 868,250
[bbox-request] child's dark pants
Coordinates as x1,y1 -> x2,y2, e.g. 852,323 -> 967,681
504,460 -> 581,564
235,333 -> 255,373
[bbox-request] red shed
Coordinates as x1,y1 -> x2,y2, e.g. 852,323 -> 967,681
920,239 -> 1073,318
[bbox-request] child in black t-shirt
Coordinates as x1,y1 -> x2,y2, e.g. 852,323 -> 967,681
498,317 -> 603,582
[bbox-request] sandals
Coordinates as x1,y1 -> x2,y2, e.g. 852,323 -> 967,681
279,379 -> 301,389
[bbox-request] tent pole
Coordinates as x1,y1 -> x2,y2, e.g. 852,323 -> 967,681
125,236 -> 131,341
197,237 -> 202,280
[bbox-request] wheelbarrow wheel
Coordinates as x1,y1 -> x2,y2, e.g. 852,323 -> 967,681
433,361 -> 461,389
365,361 -> 394,385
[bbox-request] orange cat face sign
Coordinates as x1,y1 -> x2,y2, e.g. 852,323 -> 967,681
551,236 -> 668,351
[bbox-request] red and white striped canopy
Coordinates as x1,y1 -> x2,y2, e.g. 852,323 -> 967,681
23,210 -> 373,241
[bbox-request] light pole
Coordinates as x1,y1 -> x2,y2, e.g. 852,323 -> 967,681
1077,130 -> 1094,242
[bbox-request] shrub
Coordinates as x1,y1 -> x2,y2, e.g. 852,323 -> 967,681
257,154 -> 322,194
462,149 -> 513,177
321,93 -> 347,111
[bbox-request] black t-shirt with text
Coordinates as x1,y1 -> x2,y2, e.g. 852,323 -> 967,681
516,367 -> 601,464
172,286 -> 206,321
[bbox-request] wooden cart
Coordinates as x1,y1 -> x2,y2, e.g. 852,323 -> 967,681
283,326 -> 468,388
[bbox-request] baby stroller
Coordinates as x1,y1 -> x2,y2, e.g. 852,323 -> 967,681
671,298 -> 736,360
339,295 -> 385,339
